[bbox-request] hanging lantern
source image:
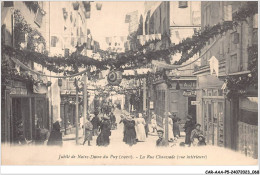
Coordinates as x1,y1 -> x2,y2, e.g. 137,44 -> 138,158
179,1 -> 188,8
233,32 -> 239,44
96,3 -> 102,10
58,78 -> 62,87
72,2 -> 80,11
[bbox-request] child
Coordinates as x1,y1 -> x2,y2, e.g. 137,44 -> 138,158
197,134 -> 206,146
83,117 -> 93,146
151,113 -> 157,133
156,130 -> 167,147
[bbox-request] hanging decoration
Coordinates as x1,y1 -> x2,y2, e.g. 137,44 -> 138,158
107,71 -> 122,86
1,2 -> 257,84
226,45 -> 258,99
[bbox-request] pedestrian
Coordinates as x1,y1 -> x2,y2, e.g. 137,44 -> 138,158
156,130 -> 167,147
109,112 -> 116,130
16,121 -> 27,145
47,121 -> 63,146
183,115 -> 194,146
151,112 -> 157,133
119,114 -> 126,142
83,117 -> 93,146
143,111 -> 149,137
197,134 -> 206,146
190,123 -> 203,146
123,115 -> 137,146
96,115 -> 111,146
35,120 -> 49,145
163,112 -> 174,142
91,111 -> 100,136
172,114 -> 181,138
135,113 -> 146,142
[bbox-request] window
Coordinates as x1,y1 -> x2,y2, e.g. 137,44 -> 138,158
229,54 -> 238,73
34,8 -> 44,27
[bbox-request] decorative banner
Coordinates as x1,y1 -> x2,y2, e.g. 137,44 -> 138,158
224,5 -> 232,21
208,56 -> 219,77
107,71 -> 122,86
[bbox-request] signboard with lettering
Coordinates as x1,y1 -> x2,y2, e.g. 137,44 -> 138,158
183,90 -> 196,97
191,101 -> 200,105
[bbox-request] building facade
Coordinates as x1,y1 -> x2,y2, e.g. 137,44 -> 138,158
194,1 -> 258,158
1,1 -> 50,143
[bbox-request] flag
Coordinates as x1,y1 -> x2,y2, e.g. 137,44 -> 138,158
125,14 -> 131,23
224,5 -> 232,21
208,56 -> 219,77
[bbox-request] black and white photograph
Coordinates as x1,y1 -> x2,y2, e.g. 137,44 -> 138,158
1,1 -> 259,171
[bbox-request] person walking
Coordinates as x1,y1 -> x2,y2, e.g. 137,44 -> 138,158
183,115 -> 195,146
96,115 -> 111,146
172,114 -> 181,138
91,111 -> 100,136
47,121 -> 63,146
123,115 -> 137,146
83,117 -> 93,146
135,113 -> 146,142
163,112 -> 174,142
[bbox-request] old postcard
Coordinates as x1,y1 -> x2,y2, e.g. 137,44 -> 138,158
1,1 -> 258,168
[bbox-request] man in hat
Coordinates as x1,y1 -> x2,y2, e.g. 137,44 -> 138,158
156,130 -> 168,147
190,123 -> 203,146
183,115 -> 195,146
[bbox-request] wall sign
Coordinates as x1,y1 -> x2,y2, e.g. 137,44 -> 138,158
183,90 -> 196,97
191,101 -> 200,105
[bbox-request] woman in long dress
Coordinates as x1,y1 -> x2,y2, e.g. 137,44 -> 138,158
96,115 -> 111,146
135,113 -> 146,142
123,115 -> 136,146
163,113 -> 174,142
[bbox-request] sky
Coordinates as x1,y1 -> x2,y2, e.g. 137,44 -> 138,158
87,1 -> 145,49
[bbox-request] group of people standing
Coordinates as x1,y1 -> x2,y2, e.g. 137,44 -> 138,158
183,115 -> 206,147
120,113 -> 148,146
83,110 -> 116,147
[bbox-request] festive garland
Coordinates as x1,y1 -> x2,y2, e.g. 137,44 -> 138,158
226,45 -> 258,99
2,2 -> 257,77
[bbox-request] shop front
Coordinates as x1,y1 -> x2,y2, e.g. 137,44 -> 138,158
1,79 -> 49,144
196,74 -> 226,147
